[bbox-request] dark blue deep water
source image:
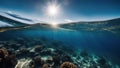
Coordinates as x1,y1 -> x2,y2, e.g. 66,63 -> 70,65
0,27 -> 120,65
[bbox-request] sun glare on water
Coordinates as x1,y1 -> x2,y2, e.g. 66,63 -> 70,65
50,22 -> 59,28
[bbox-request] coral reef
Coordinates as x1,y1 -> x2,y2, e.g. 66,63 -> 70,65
0,37 -> 119,68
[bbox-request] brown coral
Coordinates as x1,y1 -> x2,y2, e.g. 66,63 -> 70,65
35,45 -> 42,52
34,56 -> 42,64
0,48 -> 17,68
42,64 -> 50,68
60,62 -> 77,68
0,48 -> 8,58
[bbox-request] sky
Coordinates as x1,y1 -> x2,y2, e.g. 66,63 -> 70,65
0,0 -> 120,23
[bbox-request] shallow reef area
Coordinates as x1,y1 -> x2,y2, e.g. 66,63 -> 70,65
0,37 -> 119,68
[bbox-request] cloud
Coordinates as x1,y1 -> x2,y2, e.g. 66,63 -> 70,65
64,19 -> 73,22
8,11 -> 13,14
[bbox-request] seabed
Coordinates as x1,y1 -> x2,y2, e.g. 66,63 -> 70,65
0,37 -> 119,68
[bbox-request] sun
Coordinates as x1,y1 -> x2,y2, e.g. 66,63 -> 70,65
44,1 -> 61,26
46,3 -> 60,17
48,5 -> 58,16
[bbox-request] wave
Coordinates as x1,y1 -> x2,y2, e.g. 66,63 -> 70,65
0,11 -> 36,27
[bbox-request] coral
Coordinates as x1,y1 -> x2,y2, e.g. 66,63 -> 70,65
15,59 -> 32,68
0,48 -> 8,68
0,38 -> 118,68
5,54 -> 17,68
61,55 -> 72,62
97,57 -> 112,68
60,62 -> 77,68
0,48 -> 17,68
42,64 -> 50,68
16,47 -> 29,58
34,56 -> 41,63
29,61 -> 35,68
19,47 -> 28,53
52,55 -> 60,65
40,48 -> 52,56
0,48 -> 8,58
34,45 -> 42,52
80,50 -> 88,57
34,56 -> 45,67
46,56 -> 54,67
97,57 -> 107,65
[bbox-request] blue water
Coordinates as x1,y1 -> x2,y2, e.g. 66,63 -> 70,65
0,27 -> 120,65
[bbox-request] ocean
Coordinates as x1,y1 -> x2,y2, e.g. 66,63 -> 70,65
0,26 -> 120,66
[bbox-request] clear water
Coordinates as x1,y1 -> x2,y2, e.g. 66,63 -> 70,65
0,27 -> 120,65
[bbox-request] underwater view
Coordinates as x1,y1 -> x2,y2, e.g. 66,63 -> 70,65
0,0 -> 120,68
